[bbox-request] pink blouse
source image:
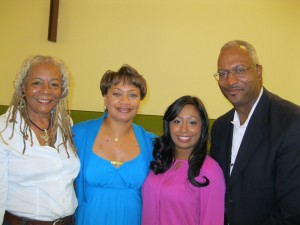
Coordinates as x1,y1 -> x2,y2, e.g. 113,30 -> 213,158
142,156 -> 225,225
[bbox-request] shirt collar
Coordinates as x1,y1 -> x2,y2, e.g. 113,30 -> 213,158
231,88 -> 263,128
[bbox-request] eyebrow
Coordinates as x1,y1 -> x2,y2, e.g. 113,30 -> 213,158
175,116 -> 201,119
111,87 -> 139,92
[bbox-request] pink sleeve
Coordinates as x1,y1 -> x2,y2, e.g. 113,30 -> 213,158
199,156 -> 226,225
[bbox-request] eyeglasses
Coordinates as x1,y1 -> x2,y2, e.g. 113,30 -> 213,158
213,65 -> 258,81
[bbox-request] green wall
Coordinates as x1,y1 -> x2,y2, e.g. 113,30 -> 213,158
0,105 -> 7,116
71,109 -> 164,136
0,105 -> 215,136
0,105 -> 163,135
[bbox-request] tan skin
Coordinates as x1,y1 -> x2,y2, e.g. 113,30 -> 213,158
217,45 -> 263,125
22,62 -> 62,145
92,83 -> 141,168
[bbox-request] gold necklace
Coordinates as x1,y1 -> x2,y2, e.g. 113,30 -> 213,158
111,160 -> 123,167
106,137 -> 119,142
29,118 -> 51,145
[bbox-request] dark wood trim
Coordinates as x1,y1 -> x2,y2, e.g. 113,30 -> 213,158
48,0 -> 60,42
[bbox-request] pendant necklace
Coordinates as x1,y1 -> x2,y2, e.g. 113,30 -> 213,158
29,118 -> 51,145
106,137 -> 119,142
111,160 -> 123,167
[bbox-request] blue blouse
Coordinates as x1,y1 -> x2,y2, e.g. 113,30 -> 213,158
73,114 -> 155,225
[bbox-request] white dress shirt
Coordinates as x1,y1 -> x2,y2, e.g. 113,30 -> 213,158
230,88 -> 263,174
0,109 -> 80,223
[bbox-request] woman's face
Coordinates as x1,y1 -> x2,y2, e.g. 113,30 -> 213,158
104,82 -> 141,123
22,62 -> 62,119
170,104 -> 202,159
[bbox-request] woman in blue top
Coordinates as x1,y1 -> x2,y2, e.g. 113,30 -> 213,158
73,64 -> 155,225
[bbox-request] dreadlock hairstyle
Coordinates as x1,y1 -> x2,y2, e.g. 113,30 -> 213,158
150,95 -> 210,187
0,55 -> 76,156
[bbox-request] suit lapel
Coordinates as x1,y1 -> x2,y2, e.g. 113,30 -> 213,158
224,120 -> 234,183
228,89 -> 270,188
215,110 -> 234,183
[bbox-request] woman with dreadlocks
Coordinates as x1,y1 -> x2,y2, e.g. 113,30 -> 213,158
0,55 -> 79,225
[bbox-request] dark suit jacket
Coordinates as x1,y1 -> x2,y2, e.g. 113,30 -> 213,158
210,88 -> 300,225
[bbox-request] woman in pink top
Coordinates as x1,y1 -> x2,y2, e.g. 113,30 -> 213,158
142,95 -> 225,225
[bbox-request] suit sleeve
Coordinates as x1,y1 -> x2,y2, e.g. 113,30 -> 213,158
209,122 -> 217,158
210,120 -> 221,161
264,116 -> 300,224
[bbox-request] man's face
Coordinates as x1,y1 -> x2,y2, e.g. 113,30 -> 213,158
217,45 -> 263,111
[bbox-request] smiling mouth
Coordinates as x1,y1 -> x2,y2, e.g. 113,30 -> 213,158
178,136 -> 191,141
226,88 -> 241,96
37,99 -> 51,103
118,108 -> 131,113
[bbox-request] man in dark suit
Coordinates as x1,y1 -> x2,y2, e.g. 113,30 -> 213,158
210,40 -> 300,225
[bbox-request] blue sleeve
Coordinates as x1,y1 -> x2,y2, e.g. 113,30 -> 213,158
72,117 -> 103,224
72,123 -> 87,224
133,123 -> 156,166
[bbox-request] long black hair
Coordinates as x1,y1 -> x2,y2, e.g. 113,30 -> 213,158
150,95 -> 209,187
